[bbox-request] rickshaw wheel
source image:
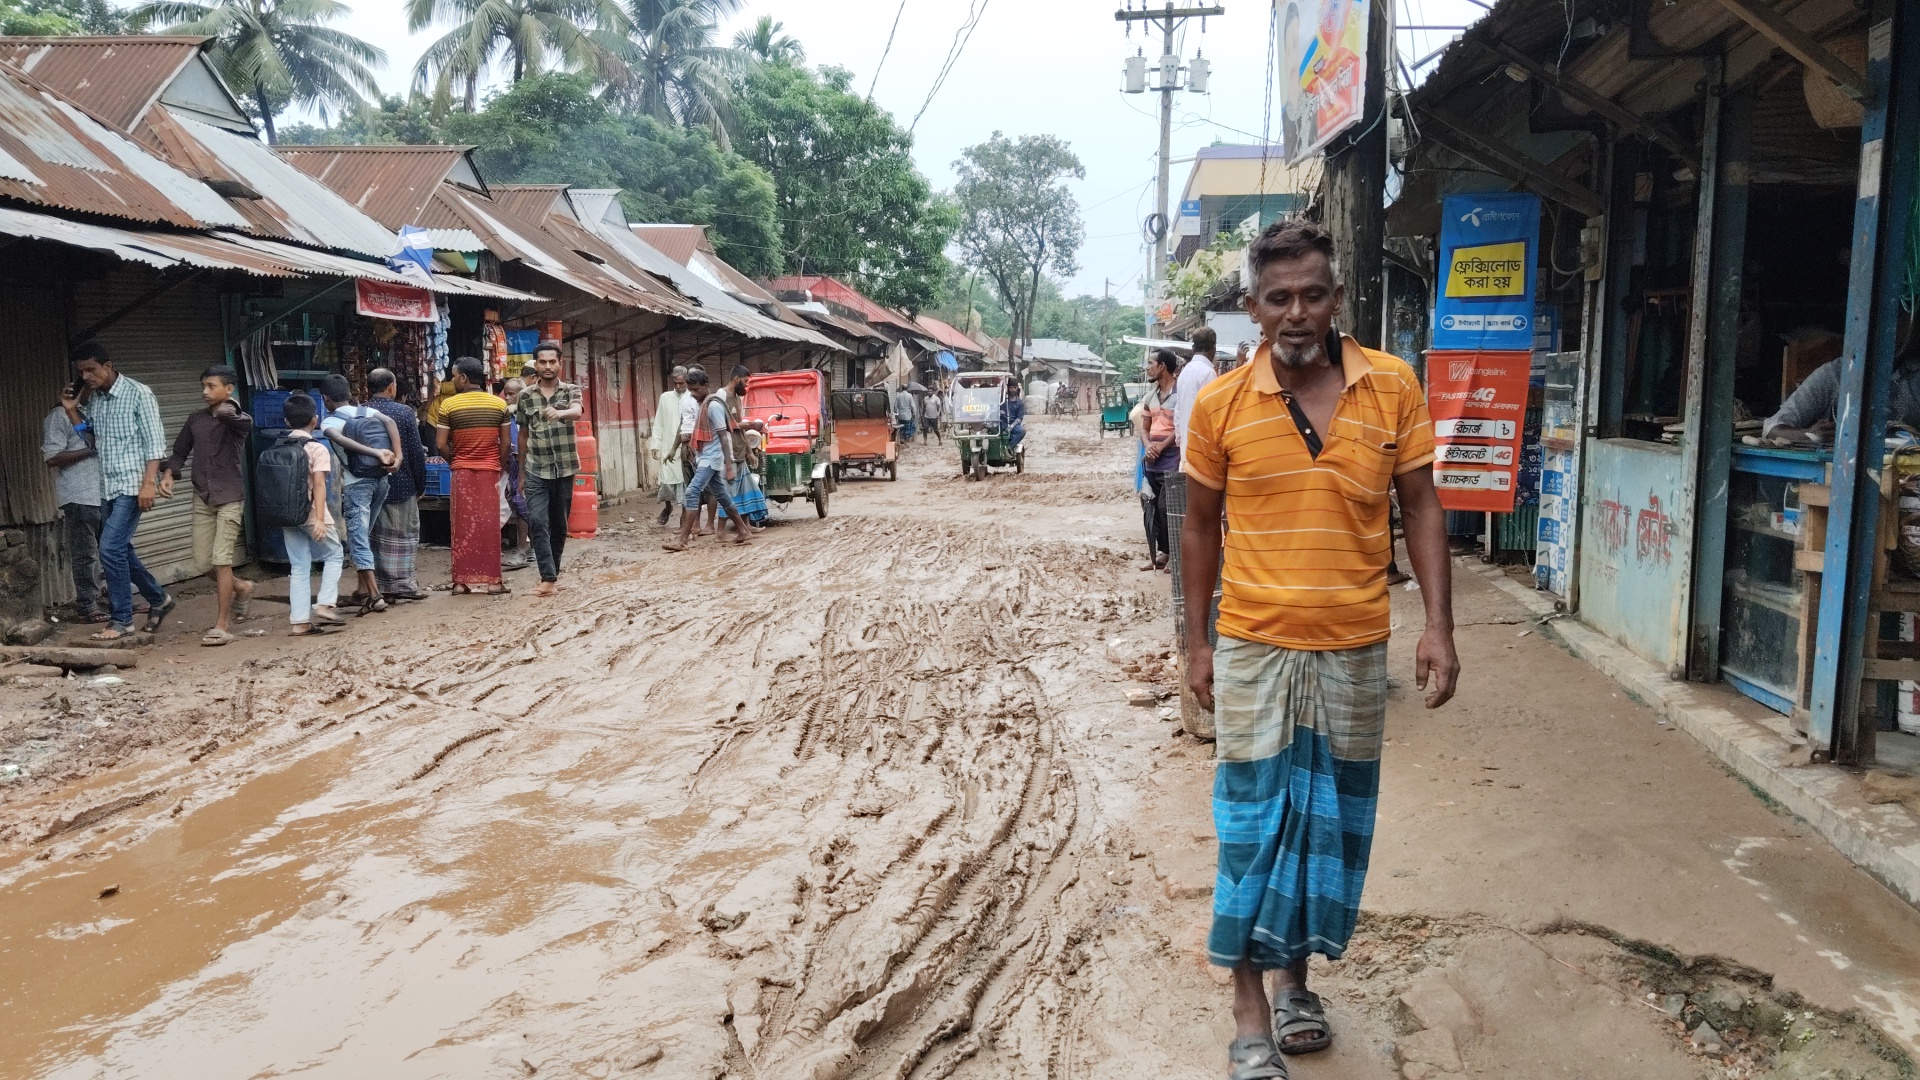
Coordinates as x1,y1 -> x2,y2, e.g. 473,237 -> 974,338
1015,449 -> 1025,474
887,461 -> 897,481
971,457 -> 986,483
812,479 -> 829,518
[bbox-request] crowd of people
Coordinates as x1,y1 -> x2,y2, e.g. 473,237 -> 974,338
42,340 -> 588,641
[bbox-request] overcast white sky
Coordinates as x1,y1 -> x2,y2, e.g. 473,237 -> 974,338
311,0 -> 1487,298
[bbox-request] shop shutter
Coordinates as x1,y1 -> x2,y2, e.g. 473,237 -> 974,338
70,267 -> 230,585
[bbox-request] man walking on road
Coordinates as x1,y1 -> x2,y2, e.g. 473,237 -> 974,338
664,369 -> 749,551
516,341 -> 583,596
1180,221 -> 1459,1080
159,364 -> 254,645
921,387 -> 943,443
365,368 -> 432,602
319,374 -> 399,612
73,342 -> 175,642
42,375 -> 104,623
651,366 -> 689,527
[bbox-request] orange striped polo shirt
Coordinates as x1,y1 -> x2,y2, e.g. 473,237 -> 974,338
1183,335 -> 1435,650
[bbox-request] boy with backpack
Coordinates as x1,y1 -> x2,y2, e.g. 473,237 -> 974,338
158,364 -> 254,646
257,393 -> 344,635
319,374 -> 399,613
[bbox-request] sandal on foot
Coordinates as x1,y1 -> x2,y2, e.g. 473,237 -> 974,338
1227,1035 -> 1289,1079
143,593 -> 177,633
76,611 -> 111,624
200,628 -> 234,647
1272,989 -> 1332,1055
90,625 -> 133,642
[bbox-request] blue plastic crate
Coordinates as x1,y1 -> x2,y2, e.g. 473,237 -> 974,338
423,461 -> 452,497
251,389 -> 326,431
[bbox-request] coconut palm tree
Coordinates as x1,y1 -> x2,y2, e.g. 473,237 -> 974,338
605,0 -> 746,141
128,0 -> 383,143
732,14 -> 801,65
406,0 -> 629,112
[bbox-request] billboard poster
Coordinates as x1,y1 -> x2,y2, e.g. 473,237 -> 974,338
1426,349 -> 1532,513
1279,0 -> 1371,166
1433,193 -> 1541,352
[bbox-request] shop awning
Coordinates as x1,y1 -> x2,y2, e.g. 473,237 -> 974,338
0,206 -> 545,301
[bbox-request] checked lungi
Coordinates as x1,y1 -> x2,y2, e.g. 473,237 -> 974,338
371,496 -> 422,596
1207,636 -> 1387,970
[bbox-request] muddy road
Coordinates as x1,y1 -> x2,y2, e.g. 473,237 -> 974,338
3,417 -> 1918,1080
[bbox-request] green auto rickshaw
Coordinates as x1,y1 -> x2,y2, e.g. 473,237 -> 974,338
950,371 -> 1025,481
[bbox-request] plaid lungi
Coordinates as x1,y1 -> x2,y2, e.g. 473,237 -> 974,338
1208,636 -> 1387,970
372,496 -> 421,596
1163,473 -> 1221,651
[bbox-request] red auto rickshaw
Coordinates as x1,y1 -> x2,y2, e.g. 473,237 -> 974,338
743,368 -> 834,517
830,387 -> 897,482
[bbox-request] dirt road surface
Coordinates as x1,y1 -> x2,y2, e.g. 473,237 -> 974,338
2,416 -> 1918,1079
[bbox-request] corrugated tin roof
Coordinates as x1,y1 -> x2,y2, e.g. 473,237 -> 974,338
764,275 -> 920,332
419,227 -> 484,251
0,203 -> 298,274
163,113 -> 396,257
0,36 -> 206,133
0,63 -> 249,228
792,302 -> 889,342
915,314 -> 984,356
488,182 -> 569,222
631,223 -> 704,266
278,144 -> 483,229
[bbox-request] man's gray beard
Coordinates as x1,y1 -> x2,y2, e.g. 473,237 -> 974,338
1275,340 -> 1325,368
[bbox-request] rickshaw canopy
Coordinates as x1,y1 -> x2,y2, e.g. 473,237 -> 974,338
830,388 -> 892,420
951,372 -> 1013,427
745,369 -> 827,454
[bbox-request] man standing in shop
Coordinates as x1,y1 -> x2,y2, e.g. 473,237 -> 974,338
319,375 -> 399,613
1181,220 -> 1458,1078
365,367 -> 433,603
158,364 -> 254,646
42,372 -> 104,624
72,342 -> 175,642
515,341 -> 583,597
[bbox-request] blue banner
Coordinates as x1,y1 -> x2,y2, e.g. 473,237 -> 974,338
1433,193 -> 1541,352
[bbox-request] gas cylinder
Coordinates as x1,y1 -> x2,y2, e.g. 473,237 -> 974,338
568,473 -> 599,538
574,420 -> 598,476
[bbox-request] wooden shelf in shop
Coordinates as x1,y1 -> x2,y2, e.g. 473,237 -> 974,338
1728,577 -> 1803,617
1733,520 -> 1801,543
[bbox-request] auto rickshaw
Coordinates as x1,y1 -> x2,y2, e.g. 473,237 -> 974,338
1097,383 -> 1134,436
743,368 -> 835,517
950,371 -> 1024,481
829,387 -> 897,481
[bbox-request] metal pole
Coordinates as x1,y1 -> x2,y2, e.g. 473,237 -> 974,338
1669,59 -> 1722,678
1156,5 -> 1175,285
1811,0 -> 1918,763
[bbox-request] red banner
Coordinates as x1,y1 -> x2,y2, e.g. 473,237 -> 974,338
355,278 -> 437,323
1425,349 -> 1531,512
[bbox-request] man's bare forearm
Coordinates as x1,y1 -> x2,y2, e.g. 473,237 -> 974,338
1396,470 -> 1454,633
1181,479 -> 1226,646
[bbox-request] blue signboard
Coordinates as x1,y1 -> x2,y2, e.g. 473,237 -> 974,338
1433,192 -> 1541,352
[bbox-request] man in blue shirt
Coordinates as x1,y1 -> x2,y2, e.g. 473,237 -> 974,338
364,368 -> 435,602
73,342 -> 174,640
319,374 -> 400,612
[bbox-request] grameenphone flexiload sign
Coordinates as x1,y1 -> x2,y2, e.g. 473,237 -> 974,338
1434,193 -> 1541,352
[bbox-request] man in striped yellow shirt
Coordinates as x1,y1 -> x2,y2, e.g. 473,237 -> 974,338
1181,220 -> 1459,1079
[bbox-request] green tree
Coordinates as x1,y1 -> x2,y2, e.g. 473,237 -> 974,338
735,62 -> 954,312
406,0 -> 628,112
605,0 -> 746,141
128,0 -> 383,143
279,92 -> 446,145
0,0 -> 124,33
732,14 -> 800,64
439,73 -> 781,274
952,132 -> 1085,363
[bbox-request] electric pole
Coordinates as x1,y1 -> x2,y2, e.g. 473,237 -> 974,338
1322,0 -> 1391,348
1116,3 -> 1222,291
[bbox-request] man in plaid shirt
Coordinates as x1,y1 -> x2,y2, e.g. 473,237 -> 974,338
514,341 -> 583,596
73,343 -> 175,640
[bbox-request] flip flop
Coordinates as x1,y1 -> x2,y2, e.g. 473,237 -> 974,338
90,625 -> 133,642
200,628 -> 234,647
1272,989 -> 1332,1055
75,611 -> 111,624
1227,1035 -> 1289,1079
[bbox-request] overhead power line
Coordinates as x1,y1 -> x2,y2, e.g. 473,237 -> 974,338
868,0 -> 909,101
911,0 -> 993,133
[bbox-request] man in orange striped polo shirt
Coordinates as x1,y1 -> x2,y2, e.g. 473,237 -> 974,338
1181,220 -> 1459,1079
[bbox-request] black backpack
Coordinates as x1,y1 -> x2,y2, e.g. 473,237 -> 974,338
255,435 -> 313,528
334,404 -> 392,479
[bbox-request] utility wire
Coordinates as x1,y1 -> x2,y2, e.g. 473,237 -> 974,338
868,0 -> 909,101
910,0 -> 992,133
